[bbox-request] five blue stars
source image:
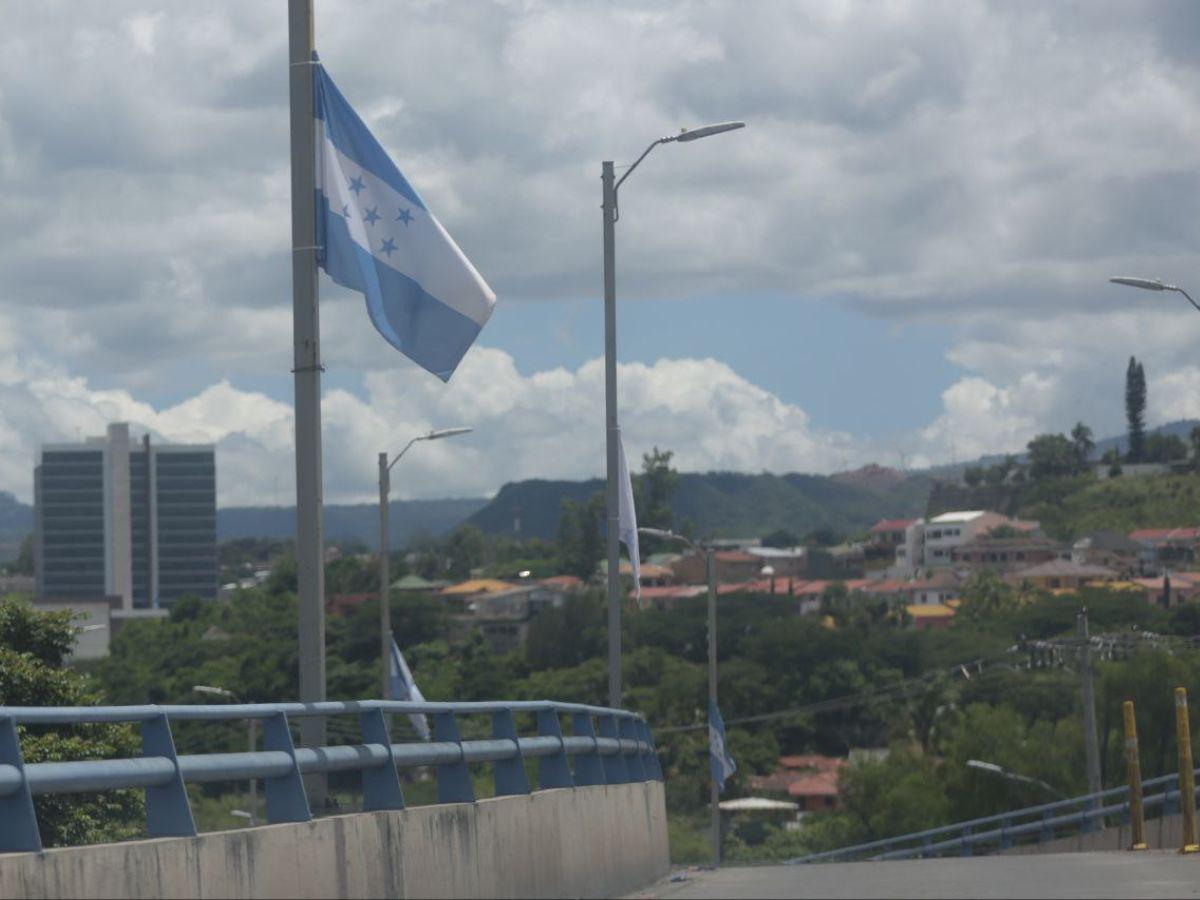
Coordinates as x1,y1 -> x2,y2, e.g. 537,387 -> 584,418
380,237 -> 398,257
364,206 -> 381,226
396,207 -> 413,226
348,175 -> 366,195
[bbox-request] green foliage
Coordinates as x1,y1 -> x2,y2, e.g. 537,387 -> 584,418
556,493 -> 603,580
5,532 -> 34,576
444,525 -> 487,580
1026,433 -> 1084,481
0,597 -> 143,847
1017,474 -> 1200,539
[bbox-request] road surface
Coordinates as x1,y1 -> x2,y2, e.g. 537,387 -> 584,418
630,852 -> 1200,899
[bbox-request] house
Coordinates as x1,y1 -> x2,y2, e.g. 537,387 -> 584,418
906,603 -> 956,631
1129,527 -> 1200,573
868,519 -> 919,554
749,754 -> 845,814
671,550 -> 762,585
540,575 -> 585,592
918,511 -> 1039,568
391,574 -> 449,593
903,570 -> 962,606
1007,560 -> 1117,591
747,546 -> 808,577
951,536 -> 1066,572
1071,531 -> 1145,574
639,584 -> 707,610
1129,572 -> 1200,608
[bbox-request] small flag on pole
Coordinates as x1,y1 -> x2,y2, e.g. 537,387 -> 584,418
617,433 -> 641,601
708,700 -> 737,793
313,61 -> 496,382
388,637 -> 430,741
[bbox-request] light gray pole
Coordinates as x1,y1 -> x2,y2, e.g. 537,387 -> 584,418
1078,608 -> 1102,802
602,160 -> 622,709
379,453 -> 391,699
287,0 -> 327,806
248,718 -> 258,818
706,547 -> 720,865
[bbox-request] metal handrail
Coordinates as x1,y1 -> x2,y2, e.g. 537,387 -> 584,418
0,699 -> 663,854
789,768 -> 1195,864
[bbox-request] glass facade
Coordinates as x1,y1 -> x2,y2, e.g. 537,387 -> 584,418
36,432 -> 216,607
35,450 -> 106,598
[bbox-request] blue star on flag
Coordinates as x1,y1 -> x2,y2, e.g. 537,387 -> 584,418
397,208 -> 413,225
348,175 -> 366,195
364,206 -> 381,226
380,237 -> 397,257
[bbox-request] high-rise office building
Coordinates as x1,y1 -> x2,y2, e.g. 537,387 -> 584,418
34,423 -> 217,608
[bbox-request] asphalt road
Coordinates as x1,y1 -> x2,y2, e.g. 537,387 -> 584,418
629,852 -> 1200,899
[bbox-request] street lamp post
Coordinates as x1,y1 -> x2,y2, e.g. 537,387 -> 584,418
378,427 -> 472,698
602,121 -> 745,709
966,759 -> 1065,800
640,526 -> 721,864
192,685 -> 258,818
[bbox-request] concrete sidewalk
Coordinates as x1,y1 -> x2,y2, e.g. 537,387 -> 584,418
630,852 -> 1200,899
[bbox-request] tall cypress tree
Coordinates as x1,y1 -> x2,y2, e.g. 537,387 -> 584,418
1125,356 -> 1147,462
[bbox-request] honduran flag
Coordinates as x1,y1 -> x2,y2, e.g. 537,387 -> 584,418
314,61 -> 495,381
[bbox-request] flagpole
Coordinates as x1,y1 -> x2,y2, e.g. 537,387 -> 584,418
287,0 -> 327,806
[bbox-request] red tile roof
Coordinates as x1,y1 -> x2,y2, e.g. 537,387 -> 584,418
871,518 -> 917,533
540,575 -> 583,589
714,550 -> 760,563
778,754 -> 844,772
1130,527 -> 1200,545
787,771 -> 840,798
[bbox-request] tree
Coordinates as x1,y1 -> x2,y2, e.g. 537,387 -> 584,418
963,466 -> 984,487
1026,433 -> 1076,480
1125,357 -> 1147,463
557,493 -> 603,580
0,598 -> 143,847
1191,426 -> 1200,469
1101,448 -> 1122,478
6,533 -> 34,576
1070,422 -> 1094,472
1144,432 -> 1188,464
636,447 -> 680,555
762,528 -> 800,548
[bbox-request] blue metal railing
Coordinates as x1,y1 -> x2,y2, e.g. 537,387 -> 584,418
788,768 -> 1198,864
0,699 -> 662,854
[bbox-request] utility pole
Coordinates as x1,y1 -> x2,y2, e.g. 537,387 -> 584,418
706,547 -> 720,865
378,453 -> 391,699
602,159 -> 621,710
1078,609 -> 1102,806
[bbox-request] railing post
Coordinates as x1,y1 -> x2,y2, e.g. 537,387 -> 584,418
491,708 -> 530,796
959,825 -> 972,857
0,716 -> 41,853
618,717 -> 646,781
570,713 -> 606,787
598,714 -> 630,784
1040,810 -> 1053,844
637,719 -> 662,781
360,708 -> 404,811
1123,700 -> 1147,851
262,712 -> 311,823
141,713 -> 196,838
535,708 -> 573,790
434,711 -> 474,804
1175,687 -> 1199,853
999,817 -> 1011,850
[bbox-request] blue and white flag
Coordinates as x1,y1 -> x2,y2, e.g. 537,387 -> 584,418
708,700 -> 737,793
617,433 -> 641,602
314,62 -> 495,381
388,637 -> 430,741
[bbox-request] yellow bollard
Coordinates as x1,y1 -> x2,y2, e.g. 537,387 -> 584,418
1175,687 -> 1199,853
1123,701 -> 1147,851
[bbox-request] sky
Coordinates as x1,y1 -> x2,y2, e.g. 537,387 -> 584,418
3,1 -> 1200,506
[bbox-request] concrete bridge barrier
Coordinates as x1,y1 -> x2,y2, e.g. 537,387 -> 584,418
0,781 -> 668,899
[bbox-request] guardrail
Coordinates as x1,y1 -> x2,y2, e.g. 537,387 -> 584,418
789,768 -> 1199,864
0,699 -> 662,854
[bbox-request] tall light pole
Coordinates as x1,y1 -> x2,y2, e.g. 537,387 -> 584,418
640,526 -> 722,864
602,121 -> 745,709
378,427 -> 472,698
192,685 -> 258,819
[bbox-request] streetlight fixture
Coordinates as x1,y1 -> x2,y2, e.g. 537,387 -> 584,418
378,427 -> 473,698
966,759 -> 1064,800
602,121 -> 746,711
639,526 -> 722,865
1109,276 -> 1200,313
192,685 -> 260,820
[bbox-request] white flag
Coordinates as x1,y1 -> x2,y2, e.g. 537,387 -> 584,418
617,432 -> 641,602
388,637 -> 430,741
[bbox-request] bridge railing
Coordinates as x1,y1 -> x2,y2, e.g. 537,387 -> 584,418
0,699 -> 662,854
788,767 -> 1198,864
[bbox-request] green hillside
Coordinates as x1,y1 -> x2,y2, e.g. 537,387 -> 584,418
1016,474 -> 1200,539
466,469 -> 935,541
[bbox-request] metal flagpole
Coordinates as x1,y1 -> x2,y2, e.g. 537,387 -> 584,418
379,452 -> 391,699
287,0 -> 327,806
602,160 -> 622,710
